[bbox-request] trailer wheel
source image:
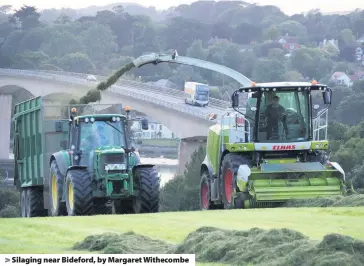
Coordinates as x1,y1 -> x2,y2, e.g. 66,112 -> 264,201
20,188 -> 27,218
26,186 -> 45,217
49,160 -> 67,216
220,153 -> 252,209
65,169 -> 93,216
134,167 -> 160,213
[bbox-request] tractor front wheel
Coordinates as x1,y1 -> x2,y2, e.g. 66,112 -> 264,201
65,169 -> 93,216
134,167 -> 160,213
49,160 -> 67,216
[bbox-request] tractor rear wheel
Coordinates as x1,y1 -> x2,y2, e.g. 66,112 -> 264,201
65,169 -> 93,216
49,160 -> 67,216
134,167 -> 160,213
26,186 -> 45,217
220,153 -> 252,209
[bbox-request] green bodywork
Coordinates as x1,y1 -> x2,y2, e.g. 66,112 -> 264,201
13,96 -> 146,208
202,121 -> 346,206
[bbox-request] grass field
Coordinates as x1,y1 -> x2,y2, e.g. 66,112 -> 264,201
0,207 -> 364,265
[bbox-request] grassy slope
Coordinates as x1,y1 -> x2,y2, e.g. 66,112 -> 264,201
0,207 -> 363,266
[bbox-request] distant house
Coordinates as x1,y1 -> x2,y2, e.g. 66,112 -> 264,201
277,36 -> 300,52
358,36 -> 364,44
349,71 -> 364,82
330,72 -> 353,87
319,39 -> 339,51
131,118 -> 175,139
355,46 -> 364,65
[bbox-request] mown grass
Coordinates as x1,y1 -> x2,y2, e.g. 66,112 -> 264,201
0,208 -> 363,262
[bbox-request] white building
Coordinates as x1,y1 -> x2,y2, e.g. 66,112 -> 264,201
131,118 -> 175,139
330,72 -> 353,87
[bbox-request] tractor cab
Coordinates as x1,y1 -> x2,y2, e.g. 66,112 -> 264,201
67,106 -> 149,179
231,81 -> 332,146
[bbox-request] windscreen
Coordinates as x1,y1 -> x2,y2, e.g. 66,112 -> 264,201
257,90 -> 310,142
196,84 -> 209,101
80,120 -> 126,151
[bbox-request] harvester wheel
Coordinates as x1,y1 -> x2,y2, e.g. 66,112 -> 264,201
20,188 -> 27,218
65,169 -> 93,216
200,172 -> 223,210
134,167 -> 160,213
49,160 -> 67,216
26,186 -> 45,217
220,153 -> 251,209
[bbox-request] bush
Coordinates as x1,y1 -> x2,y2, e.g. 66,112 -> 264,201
160,145 -> 206,212
0,188 -> 20,218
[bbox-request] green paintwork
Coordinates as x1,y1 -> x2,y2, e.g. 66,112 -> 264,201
13,96 -> 151,207
12,96 -> 69,188
203,105 -> 346,208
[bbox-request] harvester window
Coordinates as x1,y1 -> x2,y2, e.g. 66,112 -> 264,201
258,90 -> 309,142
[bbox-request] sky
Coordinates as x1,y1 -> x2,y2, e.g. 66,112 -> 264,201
2,0 -> 363,15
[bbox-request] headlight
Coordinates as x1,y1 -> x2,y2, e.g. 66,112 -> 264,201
90,117 -> 95,123
112,117 -> 116,122
105,164 -> 126,171
85,118 -> 89,123
116,117 -> 121,121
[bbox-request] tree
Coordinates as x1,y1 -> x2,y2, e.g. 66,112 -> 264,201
41,31 -> 85,57
335,93 -> 364,126
283,70 -> 304,81
340,29 -> 356,46
264,25 -> 280,40
252,58 -> 285,82
9,5 -> 40,29
290,47 -> 333,80
278,20 -> 307,37
81,24 -> 118,63
59,52 -> 95,73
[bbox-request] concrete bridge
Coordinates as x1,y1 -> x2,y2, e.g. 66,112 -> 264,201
0,69 -> 230,173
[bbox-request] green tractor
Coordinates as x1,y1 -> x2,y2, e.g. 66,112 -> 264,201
13,97 -> 160,217
200,81 -> 348,210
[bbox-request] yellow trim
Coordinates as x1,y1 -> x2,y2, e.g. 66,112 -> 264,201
310,140 -> 328,150
68,182 -> 74,211
51,175 -> 57,210
226,143 -> 255,152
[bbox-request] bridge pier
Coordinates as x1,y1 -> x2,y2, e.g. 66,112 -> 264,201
177,136 -> 207,176
0,94 -> 12,159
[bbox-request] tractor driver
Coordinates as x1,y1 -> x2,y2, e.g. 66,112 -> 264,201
264,96 -> 289,140
95,124 -> 108,146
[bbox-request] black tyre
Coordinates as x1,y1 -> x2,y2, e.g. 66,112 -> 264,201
26,186 -> 45,217
20,188 -> 27,218
65,169 -> 93,216
49,160 -> 67,216
134,167 -> 160,213
220,153 -> 252,209
114,199 -> 135,214
94,199 -> 113,215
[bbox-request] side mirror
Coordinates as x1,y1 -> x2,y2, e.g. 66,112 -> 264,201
322,91 -> 331,105
141,118 -> 148,130
231,93 -> 239,108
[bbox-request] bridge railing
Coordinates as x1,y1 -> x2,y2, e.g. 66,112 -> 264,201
0,68 -> 230,110
0,68 -> 228,121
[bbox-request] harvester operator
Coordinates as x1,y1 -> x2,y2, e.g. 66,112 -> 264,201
265,96 -> 289,139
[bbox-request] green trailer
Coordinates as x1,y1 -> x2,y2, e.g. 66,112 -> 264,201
13,96 -> 160,217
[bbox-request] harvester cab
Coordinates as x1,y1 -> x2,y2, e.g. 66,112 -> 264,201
200,81 -> 348,210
